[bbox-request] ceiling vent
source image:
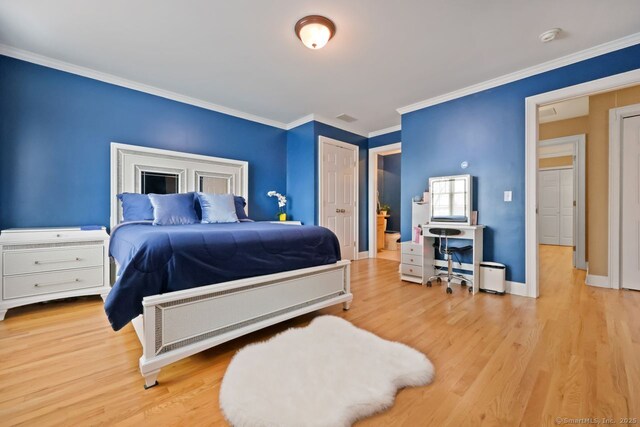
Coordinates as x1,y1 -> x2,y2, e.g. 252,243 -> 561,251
336,113 -> 357,123
539,107 -> 557,118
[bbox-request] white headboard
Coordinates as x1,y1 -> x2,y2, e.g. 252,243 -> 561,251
110,142 -> 249,228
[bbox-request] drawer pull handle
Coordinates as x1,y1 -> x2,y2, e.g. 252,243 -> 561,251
34,257 -> 81,265
35,278 -> 80,287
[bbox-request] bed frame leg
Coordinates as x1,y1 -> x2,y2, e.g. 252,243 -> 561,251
343,302 -> 351,311
0,309 -> 7,321
143,369 -> 160,389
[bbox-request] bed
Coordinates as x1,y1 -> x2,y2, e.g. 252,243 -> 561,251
108,143 -> 352,388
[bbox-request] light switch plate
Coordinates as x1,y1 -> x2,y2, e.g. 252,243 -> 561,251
504,191 -> 513,202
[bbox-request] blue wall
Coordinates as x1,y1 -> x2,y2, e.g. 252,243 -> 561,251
369,130 -> 401,148
378,153 -> 401,232
285,121 -> 316,226
402,43 -> 640,283
286,121 -> 369,251
0,55 -> 287,229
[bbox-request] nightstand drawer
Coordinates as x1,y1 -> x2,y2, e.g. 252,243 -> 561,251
3,246 -> 103,276
401,242 -> 423,256
401,254 -> 422,266
3,267 -> 103,300
400,264 -> 422,277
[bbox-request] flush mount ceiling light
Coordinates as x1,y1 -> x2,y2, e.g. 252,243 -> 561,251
295,15 -> 336,49
539,28 -> 561,43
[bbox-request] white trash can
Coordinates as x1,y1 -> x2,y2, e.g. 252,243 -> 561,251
479,262 -> 506,294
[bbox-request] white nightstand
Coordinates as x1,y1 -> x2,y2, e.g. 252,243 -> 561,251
0,227 -> 110,320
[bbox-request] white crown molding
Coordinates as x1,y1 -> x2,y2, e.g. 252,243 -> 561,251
285,114 -> 316,130
0,43 -> 289,130
397,32 -> 640,115
368,125 -> 401,138
285,114 -> 368,138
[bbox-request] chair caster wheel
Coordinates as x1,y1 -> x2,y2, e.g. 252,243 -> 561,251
469,287 -> 473,293
446,288 -> 453,294
426,281 -> 432,287
461,280 -> 467,286
436,277 -> 442,284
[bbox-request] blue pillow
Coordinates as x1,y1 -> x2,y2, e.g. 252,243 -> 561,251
234,196 -> 250,221
117,193 -> 154,221
197,193 -> 239,224
148,193 -> 199,225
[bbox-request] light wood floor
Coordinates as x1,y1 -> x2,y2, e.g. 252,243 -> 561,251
1,245 -> 640,426
376,248 -> 401,261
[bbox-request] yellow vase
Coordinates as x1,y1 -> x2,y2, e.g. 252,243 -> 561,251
279,213 -> 287,221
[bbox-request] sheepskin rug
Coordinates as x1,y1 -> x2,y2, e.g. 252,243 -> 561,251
219,315 -> 434,427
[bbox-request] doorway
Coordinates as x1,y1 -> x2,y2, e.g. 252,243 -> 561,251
368,143 -> 401,260
536,130 -> 587,276
526,72 -> 640,297
318,136 -> 359,261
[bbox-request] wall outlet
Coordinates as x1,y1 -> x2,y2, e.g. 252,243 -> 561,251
504,191 -> 512,202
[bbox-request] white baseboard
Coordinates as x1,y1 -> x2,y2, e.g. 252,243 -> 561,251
585,274 -> 610,288
358,251 -> 369,260
505,281 -> 528,297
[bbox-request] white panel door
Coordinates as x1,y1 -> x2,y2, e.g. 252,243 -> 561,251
539,170 -> 560,245
321,139 -> 357,260
621,115 -> 640,291
559,168 -> 574,247
539,169 -> 573,247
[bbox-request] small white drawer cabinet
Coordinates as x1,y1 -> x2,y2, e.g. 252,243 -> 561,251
0,227 -> 110,320
400,242 -> 424,284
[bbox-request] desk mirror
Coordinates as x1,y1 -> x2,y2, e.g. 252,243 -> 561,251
429,174 -> 472,225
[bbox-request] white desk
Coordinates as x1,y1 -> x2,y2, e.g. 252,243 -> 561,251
421,224 -> 485,294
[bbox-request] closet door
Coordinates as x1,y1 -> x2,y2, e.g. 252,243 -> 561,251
539,169 -> 574,247
621,115 -> 640,290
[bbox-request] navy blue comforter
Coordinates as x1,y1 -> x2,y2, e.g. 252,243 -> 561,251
105,222 -> 341,330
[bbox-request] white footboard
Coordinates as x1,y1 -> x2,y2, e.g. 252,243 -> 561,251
131,260 -> 352,388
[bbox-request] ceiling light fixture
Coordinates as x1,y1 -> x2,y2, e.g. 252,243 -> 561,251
295,15 -> 336,50
539,28 -> 561,43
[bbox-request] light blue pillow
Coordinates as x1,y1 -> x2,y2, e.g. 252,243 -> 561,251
117,193 -> 154,221
148,193 -> 199,225
196,193 -> 239,224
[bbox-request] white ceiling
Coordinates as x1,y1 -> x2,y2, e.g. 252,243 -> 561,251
1,1 -> 639,135
539,96 -> 589,123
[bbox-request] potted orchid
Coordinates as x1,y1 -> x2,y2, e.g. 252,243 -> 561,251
267,191 -> 288,221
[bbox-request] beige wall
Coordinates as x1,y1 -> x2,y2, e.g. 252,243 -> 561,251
539,156 -> 573,169
538,85 -> 640,277
539,116 -> 589,140
586,85 -> 640,276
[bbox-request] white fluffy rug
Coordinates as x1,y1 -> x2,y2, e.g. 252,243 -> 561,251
219,316 -> 434,427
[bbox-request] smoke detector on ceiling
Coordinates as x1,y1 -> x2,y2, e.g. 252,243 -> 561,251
539,28 -> 561,43
336,114 -> 357,123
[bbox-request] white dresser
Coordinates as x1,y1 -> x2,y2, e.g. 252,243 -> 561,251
0,227 -> 110,320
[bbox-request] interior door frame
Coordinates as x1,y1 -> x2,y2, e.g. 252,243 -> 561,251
367,143 -> 402,258
538,134 -> 587,269
609,102 -> 640,289
525,68 -> 640,298
318,135 -> 360,260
